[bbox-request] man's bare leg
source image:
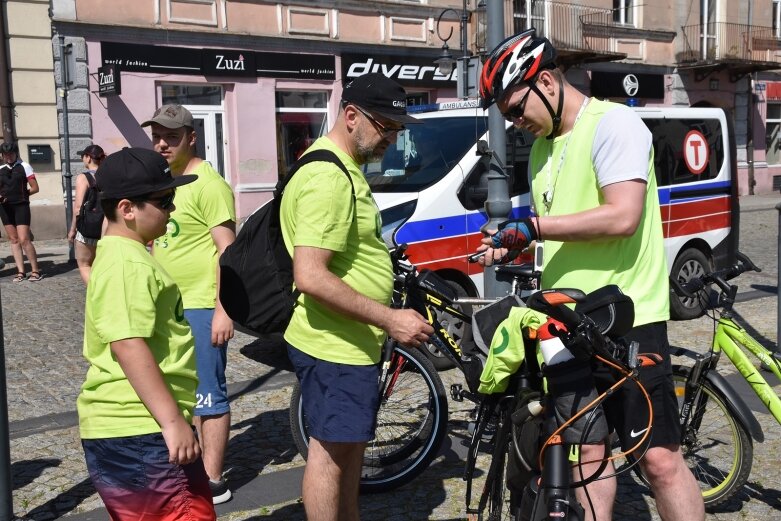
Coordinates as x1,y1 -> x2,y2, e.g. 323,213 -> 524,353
303,438 -> 365,521
573,443 -> 616,521
641,445 -> 704,521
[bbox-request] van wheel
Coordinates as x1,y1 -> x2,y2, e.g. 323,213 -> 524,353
423,280 -> 473,371
669,248 -> 711,320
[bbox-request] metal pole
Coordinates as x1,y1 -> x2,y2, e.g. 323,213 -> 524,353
482,0 -> 511,298
460,0 -> 469,95
776,202 -> 781,351
0,288 -> 14,521
59,35 -> 74,261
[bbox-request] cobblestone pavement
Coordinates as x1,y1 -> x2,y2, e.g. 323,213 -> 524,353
2,194 -> 780,520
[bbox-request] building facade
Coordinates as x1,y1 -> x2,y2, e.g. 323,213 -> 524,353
28,0 -> 781,237
2,0 -> 61,236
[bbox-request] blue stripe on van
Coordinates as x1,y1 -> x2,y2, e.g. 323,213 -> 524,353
657,180 -> 731,205
395,205 -> 531,244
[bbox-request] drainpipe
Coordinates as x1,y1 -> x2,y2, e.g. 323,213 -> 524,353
0,5 -> 15,141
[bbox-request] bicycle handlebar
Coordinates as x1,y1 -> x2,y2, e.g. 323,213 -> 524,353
670,250 -> 761,299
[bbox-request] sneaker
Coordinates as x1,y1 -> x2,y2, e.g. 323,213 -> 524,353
209,478 -> 232,505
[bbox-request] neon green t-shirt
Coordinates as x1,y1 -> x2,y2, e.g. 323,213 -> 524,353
529,98 -> 669,326
280,137 -> 393,365
153,161 -> 235,309
77,236 -> 198,439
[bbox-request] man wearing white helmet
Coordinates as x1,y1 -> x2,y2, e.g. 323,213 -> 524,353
476,30 -> 704,521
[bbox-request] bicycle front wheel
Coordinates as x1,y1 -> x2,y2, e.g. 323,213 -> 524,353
630,367 -> 753,510
289,343 -> 449,493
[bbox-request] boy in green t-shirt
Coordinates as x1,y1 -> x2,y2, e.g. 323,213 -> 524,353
76,147 -> 215,520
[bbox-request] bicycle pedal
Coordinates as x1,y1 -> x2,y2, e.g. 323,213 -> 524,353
450,383 -> 464,402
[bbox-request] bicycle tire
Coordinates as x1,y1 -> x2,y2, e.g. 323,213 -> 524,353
486,432 -> 522,521
628,367 -> 753,510
289,343 -> 449,493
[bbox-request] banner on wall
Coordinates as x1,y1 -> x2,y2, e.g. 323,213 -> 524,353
101,41 -> 336,80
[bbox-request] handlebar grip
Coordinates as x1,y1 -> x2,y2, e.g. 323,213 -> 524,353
736,251 -> 761,273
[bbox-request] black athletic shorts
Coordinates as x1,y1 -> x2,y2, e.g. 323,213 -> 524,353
0,202 -> 31,227
592,321 -> 681,451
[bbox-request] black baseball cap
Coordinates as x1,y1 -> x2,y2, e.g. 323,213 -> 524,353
96,147 -> 197,199
76,144 -> 105,159
341,73 -> 421,125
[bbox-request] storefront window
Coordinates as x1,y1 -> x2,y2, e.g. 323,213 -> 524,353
162,85 -> 222,105
766,103 -> 781,165
276,91 -> 329,177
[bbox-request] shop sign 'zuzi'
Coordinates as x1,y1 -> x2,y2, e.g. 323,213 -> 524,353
98,64 -> 121,97
100,41 -> 335,80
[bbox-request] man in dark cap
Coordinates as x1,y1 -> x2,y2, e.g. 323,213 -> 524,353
77,148 -> 216,520
280,73 -> 433,520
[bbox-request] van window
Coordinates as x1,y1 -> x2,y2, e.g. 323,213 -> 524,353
643,118 -> 725,186
364,116 -> 489,192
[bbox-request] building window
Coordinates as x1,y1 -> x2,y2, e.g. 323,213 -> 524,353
767,103 -> 781,165
276,91 -> 329,177
774,0 -> 781,38
701,0 -> 717,59
613,0 -> 634,26
513,0 -> 545,34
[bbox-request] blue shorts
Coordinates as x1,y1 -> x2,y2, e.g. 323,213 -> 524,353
184,309 -> 229,416
287,344 -> 380,443
82,432 -> 215,520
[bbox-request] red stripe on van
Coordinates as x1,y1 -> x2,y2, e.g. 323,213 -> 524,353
666,212 -> 730,237
665,196 -> 730,221
405,236 -> 471,265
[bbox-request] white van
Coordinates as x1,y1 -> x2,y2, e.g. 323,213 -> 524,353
365,101 -> 738,328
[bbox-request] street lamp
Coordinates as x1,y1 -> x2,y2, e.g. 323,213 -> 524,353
433,3 -> 470,81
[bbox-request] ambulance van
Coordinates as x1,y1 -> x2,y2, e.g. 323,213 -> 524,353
365,100 -> 738,364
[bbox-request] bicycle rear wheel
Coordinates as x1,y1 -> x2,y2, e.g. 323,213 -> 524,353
289,343 -> 449,493
629,367 -> 753,510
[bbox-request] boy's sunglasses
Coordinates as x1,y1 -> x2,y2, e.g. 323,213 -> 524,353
133,190 -> 176,211
501,87 -> 534,122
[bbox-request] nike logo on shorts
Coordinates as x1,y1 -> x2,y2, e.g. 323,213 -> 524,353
630,427 -> 648,438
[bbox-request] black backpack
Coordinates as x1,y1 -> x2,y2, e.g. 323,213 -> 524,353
76,172 -> 104,239
219,149 -> 354,335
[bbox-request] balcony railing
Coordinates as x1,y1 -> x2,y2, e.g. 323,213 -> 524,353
679,22 -> 781,65
513,1 -> 624,58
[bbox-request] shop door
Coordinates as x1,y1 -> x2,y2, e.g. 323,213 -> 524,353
188,108 -> 229,181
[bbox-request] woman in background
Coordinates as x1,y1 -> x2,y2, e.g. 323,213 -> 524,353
0,141 -> 42,282
68,144 -> 105,284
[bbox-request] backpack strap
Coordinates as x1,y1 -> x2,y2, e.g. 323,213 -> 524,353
275,149 -> 356,219
83,171 -> 97,188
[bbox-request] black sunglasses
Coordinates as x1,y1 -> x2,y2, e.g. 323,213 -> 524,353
133,190 -> 176,211
501,87 -> 534,122
347,103 -> 406,137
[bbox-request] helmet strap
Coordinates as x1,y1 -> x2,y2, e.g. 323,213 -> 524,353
529,72 -> 564,140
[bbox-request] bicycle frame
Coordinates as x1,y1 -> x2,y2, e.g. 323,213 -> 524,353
712,315 -> 781,424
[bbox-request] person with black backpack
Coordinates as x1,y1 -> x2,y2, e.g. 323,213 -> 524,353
279,73 -> 433,521
68,144 -> 106,284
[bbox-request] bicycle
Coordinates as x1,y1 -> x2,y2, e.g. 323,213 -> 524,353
289,244 -> 540,493
628,251 -> 781,509
465,284 -> 659,521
